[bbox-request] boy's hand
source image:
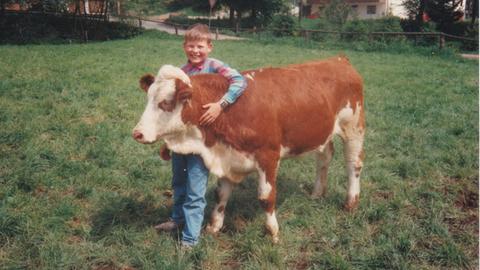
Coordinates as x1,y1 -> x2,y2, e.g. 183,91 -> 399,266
200,101 -> 222,126
159,144 -> 171,161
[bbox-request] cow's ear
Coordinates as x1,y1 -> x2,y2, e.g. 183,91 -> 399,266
175,79 -> 193,104
139,74 -> 155,93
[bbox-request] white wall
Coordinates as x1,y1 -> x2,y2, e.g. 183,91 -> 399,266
389,0 -> 408,18
311,0 -> 409,20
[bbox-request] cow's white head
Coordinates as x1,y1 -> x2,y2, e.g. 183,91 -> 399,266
132,65 -> 193,144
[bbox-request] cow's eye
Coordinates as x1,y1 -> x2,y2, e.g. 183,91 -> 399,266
158,100 -> 175,112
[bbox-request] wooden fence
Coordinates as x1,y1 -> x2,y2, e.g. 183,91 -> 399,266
135,17 -> 478,50
2,11 -> 477,49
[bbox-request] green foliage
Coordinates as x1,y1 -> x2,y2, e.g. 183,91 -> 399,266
426,0 -> 464,32
0,13 -> 142,44
164,0 -> 210,13
0,31 -> 478,269
165,0 -> 289,26
343,17 -> 405,43
401,0 -> 468,36
402,0 -> 424,20
120,0 -> 169,16
323,0 -> 351,27
269,14 -> 298,37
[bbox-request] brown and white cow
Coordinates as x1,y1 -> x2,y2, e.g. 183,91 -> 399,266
132,56 -> 365,243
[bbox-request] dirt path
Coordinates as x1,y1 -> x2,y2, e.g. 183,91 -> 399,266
137,16 -> 244,41
460,54 -> 479,60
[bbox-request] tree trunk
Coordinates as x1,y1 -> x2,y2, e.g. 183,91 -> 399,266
229,7 -> 235,28
236,10 -> 242,33
103,0 -> 109,20
471,0 -> 478,27
416,0 -> 426,29
74,0 -> 80,15
83,0 -> 88,15
117,0 -> 121,16
299,1 -> 303,23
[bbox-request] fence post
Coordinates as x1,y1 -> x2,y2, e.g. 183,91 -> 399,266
138,17 -> 142,28
438,33 -> 445,49
174,24 -> 178,35
215,28 -> 219,40
303,30 -> 310,43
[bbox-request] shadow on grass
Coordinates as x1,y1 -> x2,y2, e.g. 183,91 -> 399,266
88,170 -> 347,241
89,193 -> 169,240
205,172 -> 339,234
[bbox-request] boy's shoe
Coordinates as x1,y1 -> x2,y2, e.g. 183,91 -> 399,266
180,241 -> 194,251
154,218 -> 179,232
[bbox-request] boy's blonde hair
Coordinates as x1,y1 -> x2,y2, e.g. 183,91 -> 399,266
184,24 -> 212,44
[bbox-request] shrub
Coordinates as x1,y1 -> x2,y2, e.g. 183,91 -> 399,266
0,12 -> 142,44
372,16 -> 404,32
269,15 -> 298,37
165,13 -> 259,31
341,17 -> 405,43
323,0 -> 351,27
461,21 -> 478,51
165,13 -> 191,28
342,20 -> 369,41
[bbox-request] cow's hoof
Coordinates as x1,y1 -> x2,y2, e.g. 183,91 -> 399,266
205,224 -> 220,234
272,235 -> 280,244
310,191 -> 326,199
344,194 -> 360,211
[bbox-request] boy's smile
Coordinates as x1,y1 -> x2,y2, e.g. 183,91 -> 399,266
183,40 -> 213,66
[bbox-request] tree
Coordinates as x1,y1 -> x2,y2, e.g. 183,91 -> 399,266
402,0 -> 426,27
465,0 -> 478,27
403,0 -> 467,32
425,0 -> 463,31
165,0 -> 289,28
323,0 -> 351,27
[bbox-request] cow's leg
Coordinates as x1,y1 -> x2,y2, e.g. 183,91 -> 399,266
206,178 -> 233,234
312,140 -> 334,199
256,152 -> 280,243
341,114 -> 365,211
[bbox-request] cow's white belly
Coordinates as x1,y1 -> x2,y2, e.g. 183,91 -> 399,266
164,126 -> 256,183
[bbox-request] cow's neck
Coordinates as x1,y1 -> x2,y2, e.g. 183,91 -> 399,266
180,74 -> 231,147
164,125 -> 255,182
191,74 -> 230,104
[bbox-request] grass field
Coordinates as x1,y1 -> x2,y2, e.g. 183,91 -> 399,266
0,31 -> 478,269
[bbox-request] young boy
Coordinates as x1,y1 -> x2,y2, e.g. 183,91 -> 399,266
155,24 -> 247,248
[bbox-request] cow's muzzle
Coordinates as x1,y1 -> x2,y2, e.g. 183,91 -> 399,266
132,130 -> 155,144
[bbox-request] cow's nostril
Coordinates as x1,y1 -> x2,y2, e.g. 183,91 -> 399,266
133,131 -> 143,141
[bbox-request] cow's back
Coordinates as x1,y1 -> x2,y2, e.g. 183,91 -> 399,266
242,57 -> 362,152
185,57 -> 363,155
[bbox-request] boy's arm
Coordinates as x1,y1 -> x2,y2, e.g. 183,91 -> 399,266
199,59 -> 247,126
211,59 -> 247,106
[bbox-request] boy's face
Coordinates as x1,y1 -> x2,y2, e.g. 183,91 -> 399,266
183,39 -> 212,66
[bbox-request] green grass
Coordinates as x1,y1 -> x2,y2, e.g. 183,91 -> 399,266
122,0 -> 169,16
0,31 -> 478,269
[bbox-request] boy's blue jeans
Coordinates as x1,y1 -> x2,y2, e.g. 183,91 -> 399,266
171,152 -> 209,246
